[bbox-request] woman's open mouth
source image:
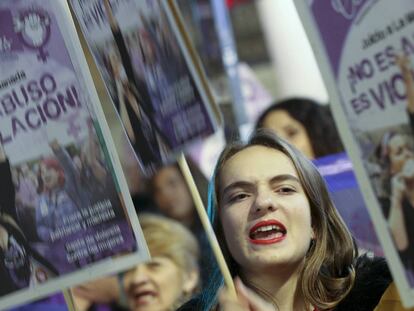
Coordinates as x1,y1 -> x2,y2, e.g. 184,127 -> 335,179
249,219 -> 287,245
131,289 -> 158,306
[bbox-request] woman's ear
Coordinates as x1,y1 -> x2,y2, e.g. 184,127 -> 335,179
182,269 -> 200,295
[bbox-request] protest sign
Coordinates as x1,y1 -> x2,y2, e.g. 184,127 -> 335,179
0,1 -> 149,309
70,0 -> 219,175
294,0 -> 414,306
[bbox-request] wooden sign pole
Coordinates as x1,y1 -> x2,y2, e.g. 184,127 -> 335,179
63,289 -> 77,311
177,153 -> 236,297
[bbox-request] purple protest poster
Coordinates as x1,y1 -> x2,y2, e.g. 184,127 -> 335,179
70,0 -> 219,175
0,1 -> 149,309
294,0 -> 414,306
313,153 -> 382,256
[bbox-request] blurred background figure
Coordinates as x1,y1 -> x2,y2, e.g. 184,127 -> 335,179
149,161 -> 211,286
123,214 -> 200,311
149,159 -> 209,237
72,213 -> 200,311
255,97 -> 344,159
150,164 -> 195,227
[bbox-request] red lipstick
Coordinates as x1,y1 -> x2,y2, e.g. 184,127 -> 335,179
249,219 -> 287,245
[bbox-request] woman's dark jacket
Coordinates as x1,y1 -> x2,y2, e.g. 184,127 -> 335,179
179,255 -> 392,311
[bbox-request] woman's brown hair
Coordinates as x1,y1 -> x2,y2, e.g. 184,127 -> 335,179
212,130 -> 357,310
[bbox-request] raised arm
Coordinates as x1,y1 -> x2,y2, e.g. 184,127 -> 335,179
396,55 -> 414,113
49,139 -> 78,184
49,140 -> 86,208
85,120 -> 107,185
387,174 -> 409,251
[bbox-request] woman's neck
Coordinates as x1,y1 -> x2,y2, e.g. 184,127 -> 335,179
241,263 -> 310,311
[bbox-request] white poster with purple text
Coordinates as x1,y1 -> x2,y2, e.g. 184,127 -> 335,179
294,0 -> 414,307
0,0 -> 149,309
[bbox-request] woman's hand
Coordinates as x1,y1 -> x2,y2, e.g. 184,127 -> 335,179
395,54 -> 414,113
395,54 -> 411,75
72,276 -> 120,304
49,139 -> 60,152
390,173 -> 406,205
389,173 -> 410,251
218,278 -> 275,311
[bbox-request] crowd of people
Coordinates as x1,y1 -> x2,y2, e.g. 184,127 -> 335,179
3,1 -> 414,309
6,59 -> 414,310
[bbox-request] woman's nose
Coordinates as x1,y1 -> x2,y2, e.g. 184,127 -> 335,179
130,264 -> 150,284
254,187 -> 277,213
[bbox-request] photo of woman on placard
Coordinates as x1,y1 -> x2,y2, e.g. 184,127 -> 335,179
102,0 -> 169,174
372,55 -> 414,286
0,141 -> 57,296
8,118 -> 121,273
376,128 -> 414,286
104,45 -> 164,173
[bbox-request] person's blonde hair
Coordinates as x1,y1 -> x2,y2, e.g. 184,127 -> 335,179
139,213 -> 200,274
212,130 -> 357,310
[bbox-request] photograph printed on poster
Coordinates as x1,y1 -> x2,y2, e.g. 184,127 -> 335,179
68,158 -> 214,311
363,122 -> 414,286
70,0 -> 217,175
293,0 -> 414,304
0,1 -> 146,307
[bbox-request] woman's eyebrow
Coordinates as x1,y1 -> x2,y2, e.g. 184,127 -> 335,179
269,174 -> 300,184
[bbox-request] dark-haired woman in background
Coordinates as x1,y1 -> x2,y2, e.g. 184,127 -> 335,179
150,161 -> 212,286
256,98 -> 344,159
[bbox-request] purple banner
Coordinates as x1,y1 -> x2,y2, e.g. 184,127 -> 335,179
299,0 -> 414,302
311,0 -> 369,77
0,1 -> 140,307
314,152 -> 382,255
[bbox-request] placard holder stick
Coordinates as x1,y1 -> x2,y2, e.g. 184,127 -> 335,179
63,289 -> 77,311
177,153 -> 236,297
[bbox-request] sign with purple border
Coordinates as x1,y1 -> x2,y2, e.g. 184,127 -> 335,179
294,0 -> 414,307
0,1 -> 149,309
70,0 -> 219,175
